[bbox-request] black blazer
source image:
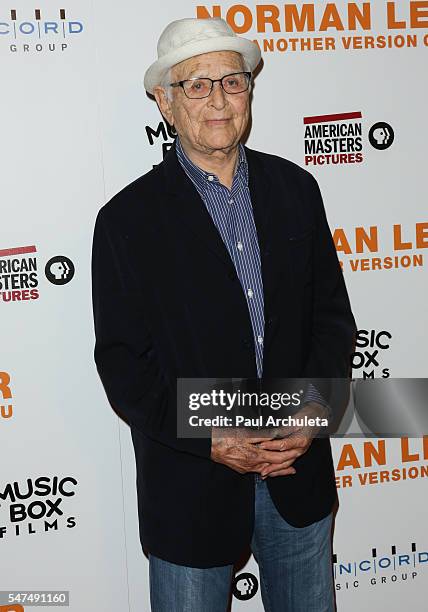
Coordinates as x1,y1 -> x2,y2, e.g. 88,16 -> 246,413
91,141 -> 356,568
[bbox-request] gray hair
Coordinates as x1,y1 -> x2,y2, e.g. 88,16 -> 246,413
161,55 -> 252,102
161,68 -> 174,101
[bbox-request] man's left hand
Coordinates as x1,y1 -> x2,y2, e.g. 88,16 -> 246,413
255,402 -> 329,478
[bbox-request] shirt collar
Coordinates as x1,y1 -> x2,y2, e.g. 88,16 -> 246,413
175,135 -> 249,194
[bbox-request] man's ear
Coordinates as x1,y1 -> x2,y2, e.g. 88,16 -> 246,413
153,86 -> 174,127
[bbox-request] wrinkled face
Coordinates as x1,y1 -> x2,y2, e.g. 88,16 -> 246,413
154,50 -> 251,155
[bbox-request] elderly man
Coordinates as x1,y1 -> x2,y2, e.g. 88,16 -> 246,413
91,16 -> 356,612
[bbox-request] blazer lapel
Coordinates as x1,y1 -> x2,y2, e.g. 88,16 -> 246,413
245,145 -> 284,307
161,143 -> 235,273
245,145 -> 272,254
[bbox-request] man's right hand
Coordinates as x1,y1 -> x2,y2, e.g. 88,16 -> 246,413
210,429 -> 297,476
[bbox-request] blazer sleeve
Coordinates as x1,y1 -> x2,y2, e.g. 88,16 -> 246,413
301,174 -> 357,421
91,208 -> 212,459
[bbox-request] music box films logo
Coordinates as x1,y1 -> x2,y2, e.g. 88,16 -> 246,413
145,120 -> 177,165
0,476 -> 78,540
351,329 -> 391,378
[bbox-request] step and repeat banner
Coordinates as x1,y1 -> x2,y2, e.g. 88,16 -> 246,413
1,1 -> 427,610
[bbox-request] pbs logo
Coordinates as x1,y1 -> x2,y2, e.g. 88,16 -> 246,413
232,572 -> 259,601
45,256 -> 75,286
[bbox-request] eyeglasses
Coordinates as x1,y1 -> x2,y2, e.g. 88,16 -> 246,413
169,71 -> 251,99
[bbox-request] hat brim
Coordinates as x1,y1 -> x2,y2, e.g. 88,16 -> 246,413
144,36 -> 261,94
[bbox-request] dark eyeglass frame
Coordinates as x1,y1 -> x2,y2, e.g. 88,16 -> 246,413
169,71 -> 252,99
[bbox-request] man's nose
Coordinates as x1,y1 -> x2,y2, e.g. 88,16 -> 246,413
208,81 -> 226,109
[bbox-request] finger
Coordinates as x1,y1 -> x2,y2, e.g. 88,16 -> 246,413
261,449 -> 300,463
256,449 -> 300,465
259,447 -> 305,463
246,436 -> 275,445
261,459 -> 297,476
257,439 -> 293,451
262,467 -> 296,478
261,442 -> 310,458
253,462 -> 271,472
259,434 -> 310,452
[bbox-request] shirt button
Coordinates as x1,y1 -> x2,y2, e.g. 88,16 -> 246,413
229,198 -> 234,204
247,288 -> 253,298
208,175 -> 214,182
237,241 -> 243,251
257,335 -> 263,344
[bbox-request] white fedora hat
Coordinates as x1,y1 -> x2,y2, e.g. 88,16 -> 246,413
144,17 -> 261,95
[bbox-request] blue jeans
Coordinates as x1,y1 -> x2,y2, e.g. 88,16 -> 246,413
149,475 -> 334,611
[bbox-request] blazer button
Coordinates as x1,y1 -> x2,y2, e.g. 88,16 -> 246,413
242,338 -> 252,349
267,315 -> 277,325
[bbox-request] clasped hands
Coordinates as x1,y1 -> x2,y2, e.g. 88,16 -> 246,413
210,402 -> 328,479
